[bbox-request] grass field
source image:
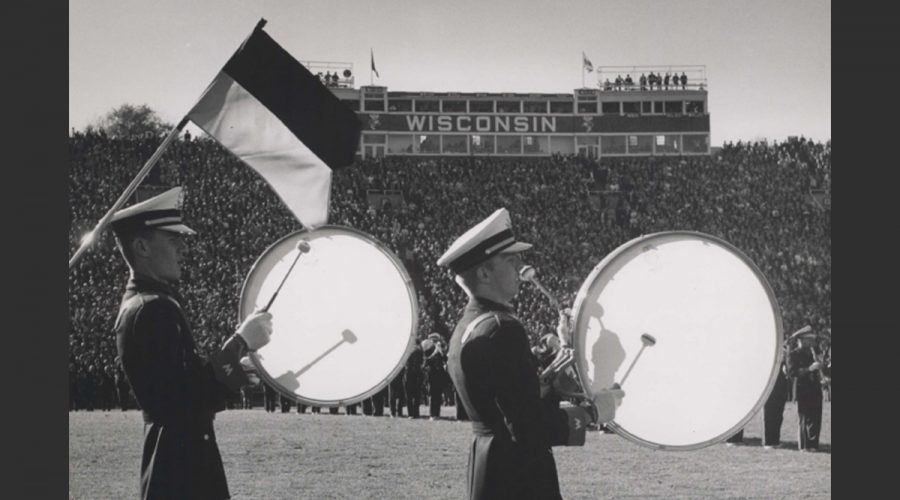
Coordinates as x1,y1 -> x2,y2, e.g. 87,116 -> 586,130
69,402 -> 830,499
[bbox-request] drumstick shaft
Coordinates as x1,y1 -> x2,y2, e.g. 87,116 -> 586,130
618,344 -> 647,387
261,249 -> 304,312
531,277 -> 560,309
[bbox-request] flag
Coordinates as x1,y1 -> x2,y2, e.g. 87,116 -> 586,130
583,52 -> 593,72
371,48 -> 380,78
187,21 -> 362,229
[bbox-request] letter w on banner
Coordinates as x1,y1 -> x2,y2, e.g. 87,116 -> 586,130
188,20 -> 362,229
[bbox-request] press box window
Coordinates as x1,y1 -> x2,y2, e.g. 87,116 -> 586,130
363,134 -> 386,144
471,135 -> 495,153
415,100 -> 439,112
497,136 -> 521,154
442,135 -> 467,153
628,135 -> 653,154
641,101 -> 653,114
686,101 -> 705,114
364,99 -> 385,112
388,99 -> 412,112
601,102 -> 620,115
469,101 -> 494,113
524,101 -> 548,113
550,101 -> 573,113
656,134 -> 680,153
388,135 -> 414,153
497,101 -> 521,113
601,136 -> 626,154
417,135 -> 440,153
622,102 -> 640,115
664,101 -> 683,114
577,101 -> 598,114
442,100 -> 467,113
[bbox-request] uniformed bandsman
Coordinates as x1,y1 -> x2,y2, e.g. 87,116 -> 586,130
440,208 -> 623,500
111,186 -> 273,500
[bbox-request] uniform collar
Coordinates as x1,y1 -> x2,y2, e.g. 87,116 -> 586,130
468,295 -> 515,315
126,273 -> 184,304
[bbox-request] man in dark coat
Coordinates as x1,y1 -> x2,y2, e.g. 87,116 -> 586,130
785,332 -> 827,451
439,208 -> 623,500
423,336 -> 449,420
405,344 -> 424,418
111,187 -> 273,499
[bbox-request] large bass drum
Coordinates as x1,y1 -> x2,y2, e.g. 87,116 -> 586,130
570,231 -> 783,450
238,226 -> 418,407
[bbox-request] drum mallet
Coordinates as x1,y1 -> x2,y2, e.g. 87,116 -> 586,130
519,265 -> 561,309
617,333 -> 657,387
261,239 -> 311,312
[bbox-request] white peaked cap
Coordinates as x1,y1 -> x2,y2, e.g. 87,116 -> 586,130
437,208 -> 531,274
110,186 -> 196,235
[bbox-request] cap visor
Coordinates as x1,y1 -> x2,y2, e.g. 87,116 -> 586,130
499,241 -> 532,254
158,224 -> 197,235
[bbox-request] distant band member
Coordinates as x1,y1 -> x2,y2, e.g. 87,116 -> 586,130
785,331 -> 827,451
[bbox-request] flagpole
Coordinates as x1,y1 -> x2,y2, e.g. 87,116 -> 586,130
69,117 -> 190,269
582,53 -> 585,88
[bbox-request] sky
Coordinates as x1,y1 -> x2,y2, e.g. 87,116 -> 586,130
69,0 -> 831,146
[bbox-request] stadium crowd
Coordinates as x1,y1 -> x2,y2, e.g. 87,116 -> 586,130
68,131 -> 830,412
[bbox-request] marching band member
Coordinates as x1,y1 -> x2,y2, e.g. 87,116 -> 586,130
785,328 -> 828,452
440,208 -> 623,500
423,334 -> 450,420
110,187 -> 273,499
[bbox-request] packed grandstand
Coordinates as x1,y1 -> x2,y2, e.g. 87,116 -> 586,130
68,131 -> 830,409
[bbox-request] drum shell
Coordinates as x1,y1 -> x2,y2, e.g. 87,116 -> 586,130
238,226 -> 418,407
570,231 -> 783,450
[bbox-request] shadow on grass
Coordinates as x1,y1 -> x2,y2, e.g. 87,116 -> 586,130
726,437 -> 832,454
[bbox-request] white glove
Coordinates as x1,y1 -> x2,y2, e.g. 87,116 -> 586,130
236,311 -> 273,351
592,385 -> 626,424
808,361 -> 822,372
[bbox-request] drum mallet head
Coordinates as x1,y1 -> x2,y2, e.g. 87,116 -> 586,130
341,329 -> 358,344
519,265 -> 537,281
296,240 -> 311,253
640,333 -> 656,347
518,266 -> 560,309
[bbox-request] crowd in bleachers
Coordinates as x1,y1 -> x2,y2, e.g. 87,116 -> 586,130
68,131 -> 830,411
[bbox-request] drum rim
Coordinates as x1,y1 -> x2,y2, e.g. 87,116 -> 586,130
238,225 -> 419,407
570,230 -> 784,451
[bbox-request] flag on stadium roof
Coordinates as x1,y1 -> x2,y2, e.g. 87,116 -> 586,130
583,52 -> 593,72
371,48 -> 380,78
187,19 -> 362,229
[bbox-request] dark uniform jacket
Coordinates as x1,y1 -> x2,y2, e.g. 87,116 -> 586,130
785,346 -> 824,404
447,297 -> 569,500
424,349 -> 449,394
115,274 -> 250,500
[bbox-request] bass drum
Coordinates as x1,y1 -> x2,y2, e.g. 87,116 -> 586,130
570,231 -> 783,450
239,226 -> 418,407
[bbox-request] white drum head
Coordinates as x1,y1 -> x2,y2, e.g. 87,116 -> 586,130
239,226 -> 417,406
571,231 -> 783,450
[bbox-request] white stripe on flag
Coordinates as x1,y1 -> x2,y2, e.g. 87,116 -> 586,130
189,73 -> 333,228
